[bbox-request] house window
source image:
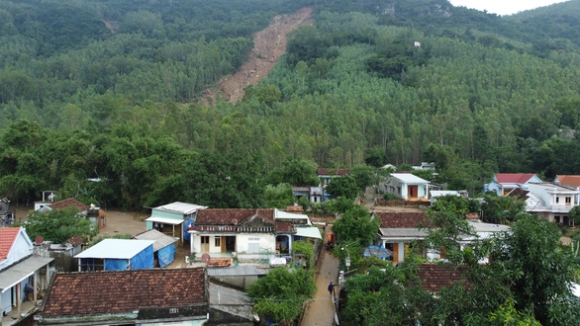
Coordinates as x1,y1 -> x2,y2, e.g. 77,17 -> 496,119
556,197 -> 560,204
201,236 -> 209,244
248,237 -> 260,254
566,197 -> 571,205
215,237 -> 221,247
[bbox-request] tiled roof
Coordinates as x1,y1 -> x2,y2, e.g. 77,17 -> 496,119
275,221 -> 294,232
495,173 -> 537,184
41,268 -> 206,317
196,209 -> 274,225
556,175 -> 580,187
49,198 -> 88,212
0,227 -> 20,260
418,263 -> 467,293
376,212 -> 430,228
195,208 -> 293,232
317,168 -> 350,176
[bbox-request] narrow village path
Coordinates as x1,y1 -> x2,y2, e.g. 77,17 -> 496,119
301,225 -> 340,326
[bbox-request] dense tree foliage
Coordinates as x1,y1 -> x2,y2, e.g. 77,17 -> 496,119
332,205 -> 379,246
247,267 -> 316,325
325,175 -> 360,200
342,198 -> 580,325
2,0 -> 580,208
263,183 -> 295,208
18,208 -> 98,243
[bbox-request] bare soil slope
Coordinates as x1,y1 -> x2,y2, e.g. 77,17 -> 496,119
204,6 -> 313,105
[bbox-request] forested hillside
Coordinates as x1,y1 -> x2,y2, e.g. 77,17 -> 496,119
1,0 -> 580,209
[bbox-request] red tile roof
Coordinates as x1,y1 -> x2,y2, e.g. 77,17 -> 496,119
196,209 -> 273,225
556,175 -> 580,187
41,268 -> 206,317
0,227 -> 21,260
49,198 -> 88,212
418,263 -> 467,293
376,212 -> 430,228
495,174 -> 537,184
195,208 -> 293,233
317,168 -> 350,176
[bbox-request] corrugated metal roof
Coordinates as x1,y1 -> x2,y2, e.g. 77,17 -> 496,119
295,226 -> 322,239
75,239 -> 155,259
146,216 -> 184,225
154,202 -> 207,215
392,173 -> 429,184
133,229 -> 178,252
467,220 -> 511,233
0,256 -> 53,290
274,209 -> 310,225
207,265 -> 270,277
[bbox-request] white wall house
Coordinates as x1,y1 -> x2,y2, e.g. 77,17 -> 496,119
1,227 -> 53,320
189,208 -> 321,262
384,173 -> 430,200
484,173 -> 541,196
375,212 -> 510,264
526,183 -> 580,224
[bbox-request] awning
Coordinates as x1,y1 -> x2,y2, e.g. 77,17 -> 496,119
145,216 -> 184,225
0,257 -> 53,292
294,227 -> 322,240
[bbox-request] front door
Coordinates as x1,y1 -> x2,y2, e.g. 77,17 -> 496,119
201,236 -> 209,253
407,185 -> 418,198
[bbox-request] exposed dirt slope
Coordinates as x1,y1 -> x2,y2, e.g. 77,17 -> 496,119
203,6 -> 313,105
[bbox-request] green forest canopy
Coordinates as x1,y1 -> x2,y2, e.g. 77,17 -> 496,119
1,0 -> 580,208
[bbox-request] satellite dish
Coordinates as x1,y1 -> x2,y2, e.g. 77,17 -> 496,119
34,235 -> 44,245
201,253 -> 211,264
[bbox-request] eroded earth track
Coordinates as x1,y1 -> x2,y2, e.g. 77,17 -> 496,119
203,6 -> 313,105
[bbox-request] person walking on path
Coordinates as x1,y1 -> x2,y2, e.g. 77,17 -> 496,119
328,281 -> 335,297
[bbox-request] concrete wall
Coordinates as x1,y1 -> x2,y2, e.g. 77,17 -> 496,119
209,305 -> 255,326
191,235 -> 224,254
236,234 -> 275,254
210,276 -> 259,291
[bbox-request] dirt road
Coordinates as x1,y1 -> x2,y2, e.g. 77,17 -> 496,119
204,6 -> 313,105
301,225 -> 340,326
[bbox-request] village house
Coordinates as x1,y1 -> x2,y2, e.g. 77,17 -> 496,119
375,211 -> 510,264
75,239 -> 155,271
188,208 -> 321,262
383,173 -> 430,200
145,202 -> 207,246
317,168 -> 350,187
1,227 -> 53,326
526,182 -> 580,225
483,173 -> 542,196
35,268 -> 208,326
291,186 -> 324,203
554,175 -> 580,188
